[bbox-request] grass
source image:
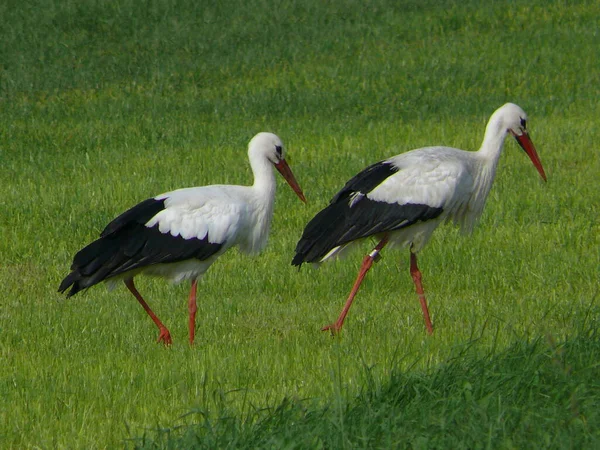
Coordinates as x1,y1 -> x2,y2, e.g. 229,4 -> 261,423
132,329 -> 600,449
1,0 -> 599,448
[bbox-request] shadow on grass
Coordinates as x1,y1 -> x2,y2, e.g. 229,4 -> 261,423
130,327 -> 600,449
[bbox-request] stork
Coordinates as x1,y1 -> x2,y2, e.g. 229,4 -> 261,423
60,132 -> 306,345
292,103 -> 546,334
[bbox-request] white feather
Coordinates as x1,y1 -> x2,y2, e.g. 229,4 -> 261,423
316,104 -> 541,260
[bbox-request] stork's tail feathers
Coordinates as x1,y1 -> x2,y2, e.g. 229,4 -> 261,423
291,248 -> 309,267
292,202 -> 347,267
58,235 -> 126,297
58,272 -> 90,297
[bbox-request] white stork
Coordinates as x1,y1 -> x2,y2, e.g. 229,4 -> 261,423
292,103 -> 547,334
60,132 -> 306,345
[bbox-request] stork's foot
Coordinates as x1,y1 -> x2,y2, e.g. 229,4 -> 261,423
321,322 -> 343,336
157,326 -> 173,346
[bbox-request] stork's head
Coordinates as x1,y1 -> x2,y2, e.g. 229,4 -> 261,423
248,132 -> 307,203
497,103 -> 547,182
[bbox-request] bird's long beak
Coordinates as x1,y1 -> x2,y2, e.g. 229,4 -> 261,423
275,159 -> 307,203
513,131 -> 547,182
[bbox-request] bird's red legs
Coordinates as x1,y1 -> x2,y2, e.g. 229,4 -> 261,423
188,280 -> 198,346
409,251 -> 434,335
124,278 -> 173,345
322,237 -> 390,335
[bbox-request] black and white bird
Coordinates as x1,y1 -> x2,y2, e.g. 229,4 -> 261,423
60,132 -> 306,345
292,103 -> 546,334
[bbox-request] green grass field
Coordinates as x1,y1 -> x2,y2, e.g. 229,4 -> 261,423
1,0 -> 599,448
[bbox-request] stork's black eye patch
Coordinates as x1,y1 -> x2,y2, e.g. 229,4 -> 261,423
275,145 -> 283,156
520,117 -> 527,128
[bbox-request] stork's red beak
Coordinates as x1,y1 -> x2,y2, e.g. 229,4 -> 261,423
275,159 -> 307,203
513,131 -> 547,182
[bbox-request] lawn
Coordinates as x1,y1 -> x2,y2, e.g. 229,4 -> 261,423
1,0 -> 599,448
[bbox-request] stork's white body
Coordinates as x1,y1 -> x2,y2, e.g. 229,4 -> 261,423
127,179 -> 278,284
60,132 -> 306,345
293,103 -> 547,334
324,144 -> 499,260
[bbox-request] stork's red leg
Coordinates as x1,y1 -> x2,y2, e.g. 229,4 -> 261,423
188,280 -> 198,345
323,237 -> 389,335
124,278 -> 173,345
409,251 -> 434,334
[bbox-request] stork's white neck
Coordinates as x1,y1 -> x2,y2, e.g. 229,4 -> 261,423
250,154 -> 277,201
478,110 -> 510,163
463,110 -> 512,230
238,153 -> 277,254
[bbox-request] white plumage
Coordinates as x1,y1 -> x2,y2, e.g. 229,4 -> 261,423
60,132 -> 306,345
293,103 -> 547,334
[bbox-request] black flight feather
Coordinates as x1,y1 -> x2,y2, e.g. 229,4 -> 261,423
292,162 -> 443,266
59,198 -> 223,297
330,160 -> 400,203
